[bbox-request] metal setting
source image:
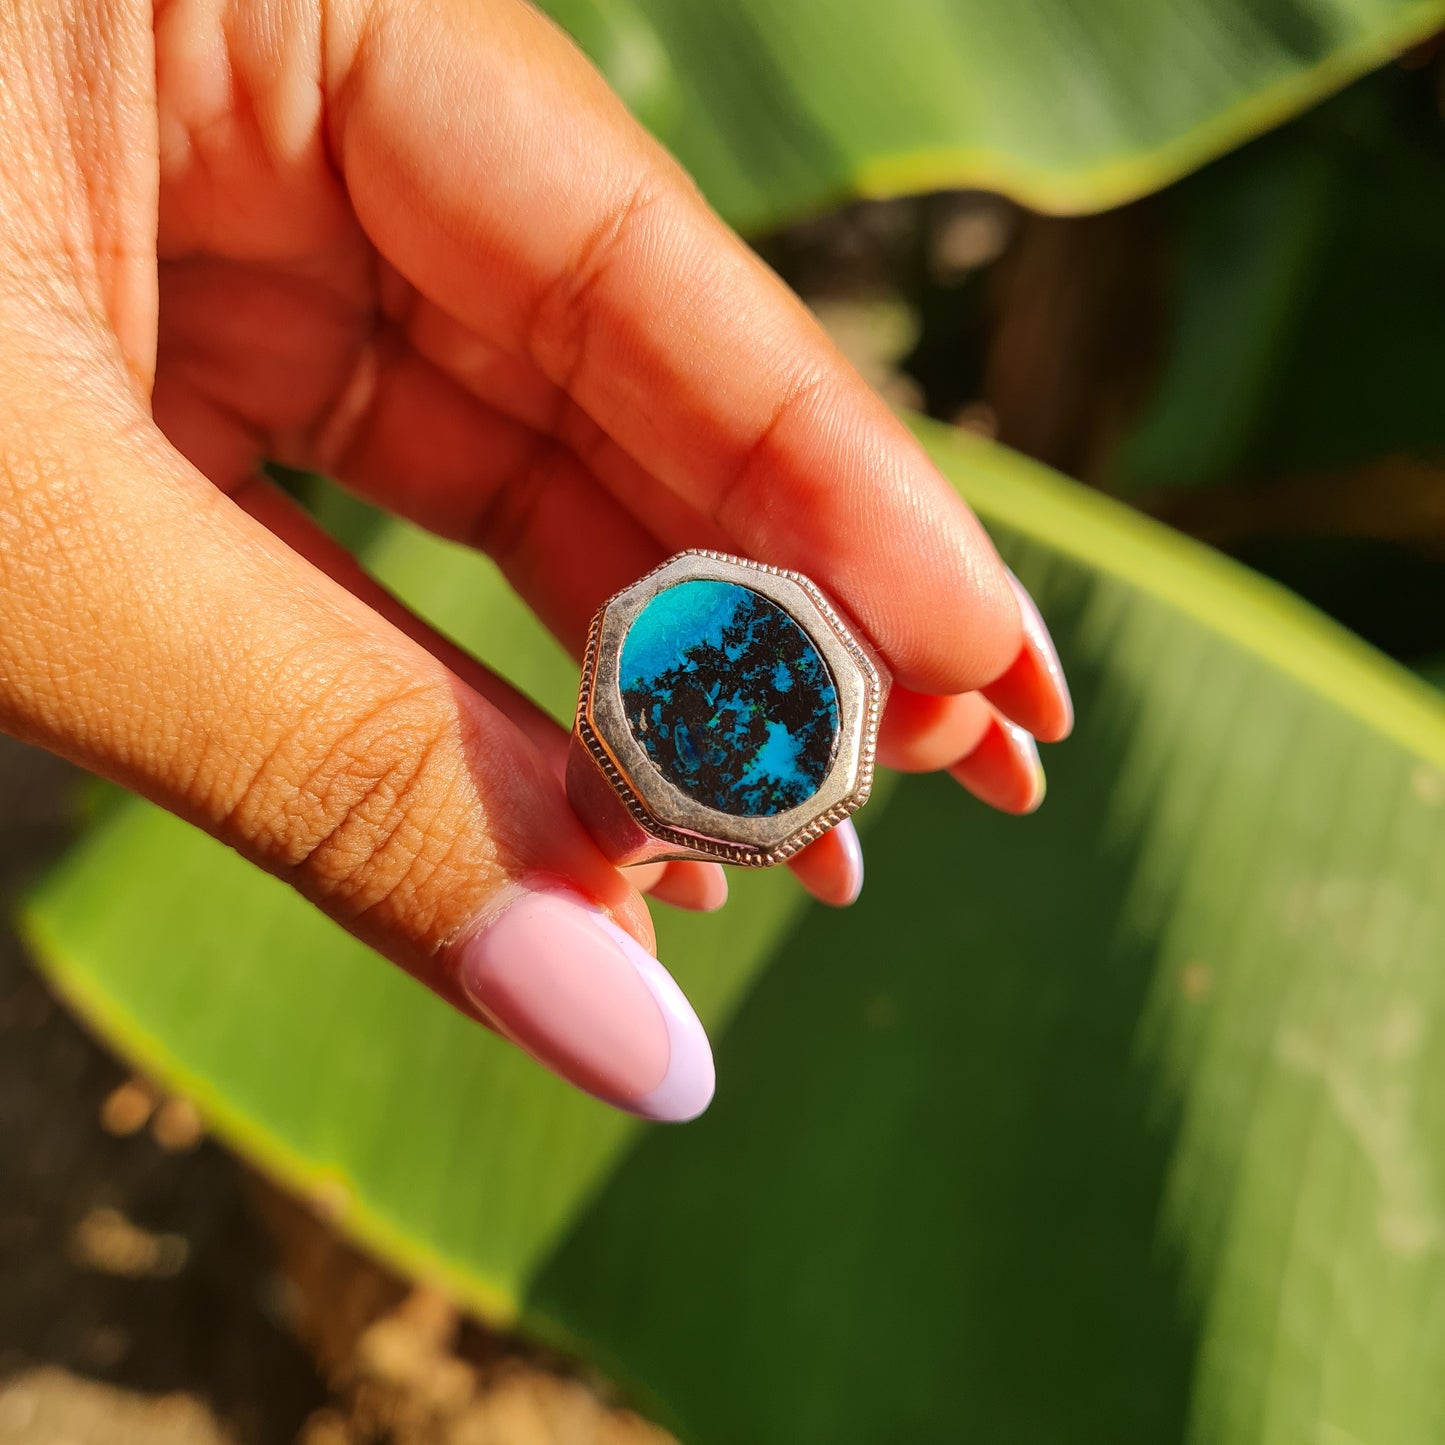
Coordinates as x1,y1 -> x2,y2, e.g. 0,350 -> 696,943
567,551 -> 889,868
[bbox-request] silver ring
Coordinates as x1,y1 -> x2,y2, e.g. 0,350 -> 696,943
566,550 -> 890,868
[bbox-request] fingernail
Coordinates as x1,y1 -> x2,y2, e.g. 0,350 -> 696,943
791,816 -> 865,907
1004,719 -> 1047,814
829,817 -> 865,905
1005,568 -> 1074,738
455,886 -> 715,1121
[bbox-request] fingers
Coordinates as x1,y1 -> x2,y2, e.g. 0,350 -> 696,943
789,698 -> 1047,914
283,344 -> 1060,850
220,428 -> 1040,918
0,359 -> 713,1119
309,342 -> 1075,767
323,0 -> 1024,697
238,477 -> 733,914
275,360 -> 1025,896
880,683 -> 1050,813
878,689 -> 996,774
196,333 -> 1071,813
235,478 -> 572,765
311,342 -> 663,655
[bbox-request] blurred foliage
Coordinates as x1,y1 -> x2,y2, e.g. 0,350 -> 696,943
544,0 -> 1445,226
26,427 -> 1445,1445
1115,63 -> 1445,487
23,5 -> 1445,1445
853,64 -> 1445,669
1114,64 -> 1445,664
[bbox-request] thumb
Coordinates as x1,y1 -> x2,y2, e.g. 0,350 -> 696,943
0,364 -> 713,1121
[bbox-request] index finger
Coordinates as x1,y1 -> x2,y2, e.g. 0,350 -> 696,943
324,0 -> 1023,697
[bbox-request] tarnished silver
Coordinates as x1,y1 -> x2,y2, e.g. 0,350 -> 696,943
566,551 -> 889,868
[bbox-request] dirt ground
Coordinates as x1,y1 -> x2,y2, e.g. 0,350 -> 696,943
0,735 -> 674,1445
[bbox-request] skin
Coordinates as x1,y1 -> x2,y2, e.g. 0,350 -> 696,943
0,0 -> 1063,1028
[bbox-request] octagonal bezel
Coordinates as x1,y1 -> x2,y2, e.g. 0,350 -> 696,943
574,551 -> 886,866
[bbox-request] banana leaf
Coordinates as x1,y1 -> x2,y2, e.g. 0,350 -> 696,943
25,420 -> 1445,1444
1113,69 -> 1445,493
543,0 -> 1445,228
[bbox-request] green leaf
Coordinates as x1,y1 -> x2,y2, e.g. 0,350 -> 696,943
24,422 -> 1445,1443
538,0 -> 1445,229
1096,68 -> 1445,669
1112,69 -> 1445,493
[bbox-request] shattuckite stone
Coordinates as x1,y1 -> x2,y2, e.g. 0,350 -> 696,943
618,579 -> 840,816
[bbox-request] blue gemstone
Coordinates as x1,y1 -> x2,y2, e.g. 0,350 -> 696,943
618,579 -> 840,817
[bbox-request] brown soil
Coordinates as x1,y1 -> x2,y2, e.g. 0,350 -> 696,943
0,736 -> 673,1445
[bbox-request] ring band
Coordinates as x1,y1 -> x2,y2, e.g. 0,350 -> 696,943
566,550 -> 890,868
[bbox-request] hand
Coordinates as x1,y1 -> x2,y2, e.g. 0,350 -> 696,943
0,0 -> 1071,1119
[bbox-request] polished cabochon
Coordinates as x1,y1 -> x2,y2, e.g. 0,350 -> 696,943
618,578 -> 841,817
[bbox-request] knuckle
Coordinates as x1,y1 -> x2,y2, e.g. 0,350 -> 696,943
229,672 -> 500,934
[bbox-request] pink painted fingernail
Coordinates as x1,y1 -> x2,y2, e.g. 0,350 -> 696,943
1005,568 -> 1074,738
949,716 -> 1046,814
829,817 -> 865,905
1005,719 -> 1047,813
649,861 -> 730,913
455,886 -> 714,1121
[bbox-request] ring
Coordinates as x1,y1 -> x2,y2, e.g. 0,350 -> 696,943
567,550 -> 890,868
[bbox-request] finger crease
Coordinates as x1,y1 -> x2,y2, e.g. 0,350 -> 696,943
465,435 -> 568,567
525,176 -> 668,398
710,367 -> 830,532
